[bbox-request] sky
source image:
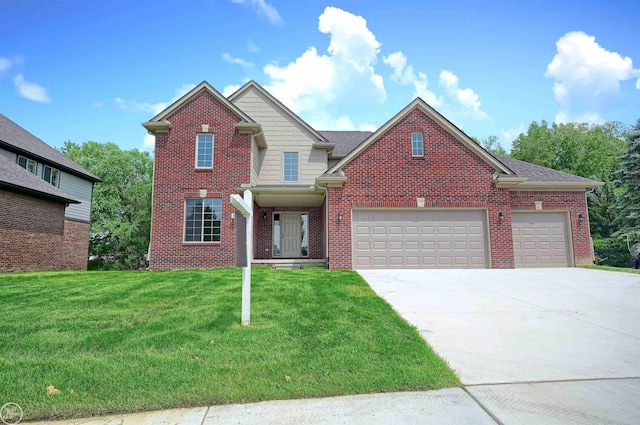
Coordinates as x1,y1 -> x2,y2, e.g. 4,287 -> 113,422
1,0 -> 639,154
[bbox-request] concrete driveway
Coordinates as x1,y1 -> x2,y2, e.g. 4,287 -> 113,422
360,268 -> 640,424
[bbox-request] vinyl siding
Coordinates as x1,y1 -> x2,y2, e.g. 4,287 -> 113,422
251,137 -> 259,186
59,171 -> 93,222
231,88 -> 327,185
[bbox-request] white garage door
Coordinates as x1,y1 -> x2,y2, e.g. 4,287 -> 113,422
352,209 -> 488,269
512,212 -> 570,268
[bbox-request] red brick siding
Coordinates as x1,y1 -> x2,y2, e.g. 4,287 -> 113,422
149,90 -> 251,270
62,219 -> 90,270
0,190 -> 66,272
327,107 -> 515,269
254,205 -> 324,259
510,191 -> 592,266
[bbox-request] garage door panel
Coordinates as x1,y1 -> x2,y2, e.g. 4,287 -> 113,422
512,212 -> 570,268
352,209 -> 488,269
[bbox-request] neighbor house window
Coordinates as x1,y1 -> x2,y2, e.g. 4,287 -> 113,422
283,152 -> 298,182
185,198 -> 222,242
412,133 -> 424,156
196,134 -> 214,168
17,155 -> 37,174
42,165 -> 60,187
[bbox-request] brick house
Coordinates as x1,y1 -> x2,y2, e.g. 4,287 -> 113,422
143,81 -> 600,270
0,114 -> 99,272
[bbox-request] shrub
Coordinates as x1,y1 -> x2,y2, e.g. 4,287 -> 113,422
593,238 -> 634,267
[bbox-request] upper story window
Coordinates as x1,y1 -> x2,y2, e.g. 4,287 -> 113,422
412,133 -> 424,157
185,198 -> 222,242
196,134 -> 214,168
42,165 -> 60,187
283,152 -> 298,182
17,155 -> 37,174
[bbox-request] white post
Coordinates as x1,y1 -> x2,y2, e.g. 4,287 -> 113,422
241,190 -> 253,326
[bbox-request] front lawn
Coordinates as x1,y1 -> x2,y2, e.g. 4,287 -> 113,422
582,265 -> 640,274
0,268 -> 458,420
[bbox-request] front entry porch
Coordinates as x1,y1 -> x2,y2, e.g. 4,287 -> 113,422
254,207 -> 325,260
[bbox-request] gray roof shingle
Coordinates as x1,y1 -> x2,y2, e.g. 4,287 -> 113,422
319,131 -> 372,157
0,154 -> 79,203
0,114 -> 100,182
496,155 -> 598,183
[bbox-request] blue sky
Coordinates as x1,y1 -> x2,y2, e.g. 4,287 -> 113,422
1,0 -> 639,154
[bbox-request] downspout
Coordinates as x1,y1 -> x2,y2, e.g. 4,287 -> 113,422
316,182 -> 329,269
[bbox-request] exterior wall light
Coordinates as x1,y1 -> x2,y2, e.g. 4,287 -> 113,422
338,211 -> 343,221
263,212 -> 267,220
498,211 -> 505,222
578,213 -> 585,224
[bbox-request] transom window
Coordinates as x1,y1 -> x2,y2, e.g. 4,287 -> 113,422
185,198 -> 222,242
283,152 -> 298,182
412,133 -> 424,156
42,165 -> 60,187
196,134 -> 214,168
17,155 -> 37,174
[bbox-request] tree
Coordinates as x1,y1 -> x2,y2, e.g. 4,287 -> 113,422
61,141 -> 153,269
473,135 -> 507,156
611,119 -> 640,241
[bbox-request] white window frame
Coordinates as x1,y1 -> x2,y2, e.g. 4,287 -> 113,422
42,165 -> 60,187
411,133 -> 424,157
17,155 -> 38,174
283,152 -> 299,182
184,198 -> 222,243
195,134 -> 214,169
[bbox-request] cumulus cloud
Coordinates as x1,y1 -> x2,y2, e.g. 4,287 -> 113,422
230,0 -> 282,25
142,133 -> 155,153
383,51 -> 441,106
498,124 -> 526,152
222,52 -> 254,68
438,70 -> 489,121
13,74 -> 51,103
263,6 -> 385,129
222,84 -> 242,97
0,56 -> 12,72
116,83 -> 196,115
546,31 -> 640,123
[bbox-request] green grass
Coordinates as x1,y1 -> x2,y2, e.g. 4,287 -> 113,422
582,265 -> 640,274
0,268 -> 459,420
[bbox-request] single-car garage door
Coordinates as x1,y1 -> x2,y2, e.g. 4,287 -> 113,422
512,212 -> 571,267
352,209 -> 488,269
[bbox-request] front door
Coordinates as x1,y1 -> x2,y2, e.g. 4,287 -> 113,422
280,213 -> 301,257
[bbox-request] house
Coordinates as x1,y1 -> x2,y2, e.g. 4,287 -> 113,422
0,114 -> 100,272
143,81 -> 600,270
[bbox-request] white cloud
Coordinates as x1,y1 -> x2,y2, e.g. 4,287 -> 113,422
438,70 -> 489,121
230,0 -> 283,25
222,52 -> 254,68
13,74 -> 51,103
247,39 -> 260,53
116,83 -> 196,115
546,31 -> 640,123
0,57 -> 12,72
498,124 -> 526,152
141,133 -> 155,153
262,6 -> 385,130
383,51 -> 441,106
307,113 -> 376,132
222,84 -> 242,97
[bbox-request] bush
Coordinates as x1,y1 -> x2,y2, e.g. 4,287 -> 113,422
593,239 -> 634,267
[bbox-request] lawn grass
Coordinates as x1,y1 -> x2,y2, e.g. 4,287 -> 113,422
0,268 -> 459,420
582,265 -> 640,274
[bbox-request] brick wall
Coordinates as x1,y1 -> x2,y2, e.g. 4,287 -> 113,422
0,190 -> 66,272
327,107 -> 515,269
510,191 -> 592,266
149,90 -> 251,270
62,219 -> 90,270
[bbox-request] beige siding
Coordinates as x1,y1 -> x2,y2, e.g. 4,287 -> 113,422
232,88 -> 327,185
59,171 -> 93,222
251,137 -> 259,186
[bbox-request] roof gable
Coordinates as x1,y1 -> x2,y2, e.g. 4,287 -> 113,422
228,81 -> 328,143
326,98 -> 512,175
0,114 -> 100,182
148,81 -> 254,124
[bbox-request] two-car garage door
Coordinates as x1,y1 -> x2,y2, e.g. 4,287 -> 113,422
352,210 -> 488,269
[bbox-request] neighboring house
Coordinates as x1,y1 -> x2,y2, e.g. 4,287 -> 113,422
143,81 -> 601,271
0,114 -> 100,272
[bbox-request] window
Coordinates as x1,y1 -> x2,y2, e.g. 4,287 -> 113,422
283,152 -> 298,182
196,134 -> 214,168
412,133 -> 424,156
42,165 -> 60,187
17,156 -> 37,174
185,198 -> 222,242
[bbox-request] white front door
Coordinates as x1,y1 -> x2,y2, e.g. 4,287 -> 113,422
281,213 -> 301,258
